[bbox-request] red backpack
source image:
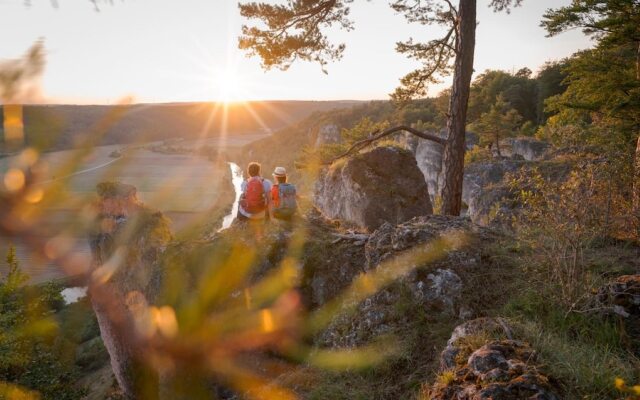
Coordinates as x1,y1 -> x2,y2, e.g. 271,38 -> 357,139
240,177 -> 266,214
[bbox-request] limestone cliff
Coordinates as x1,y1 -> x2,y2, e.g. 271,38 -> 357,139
414,131 -> 478,201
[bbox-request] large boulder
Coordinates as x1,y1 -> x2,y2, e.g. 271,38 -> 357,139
88,182 -> 172,399
314,146 -> 433,231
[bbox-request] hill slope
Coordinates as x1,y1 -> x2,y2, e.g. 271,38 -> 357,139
1,101 -> 361,151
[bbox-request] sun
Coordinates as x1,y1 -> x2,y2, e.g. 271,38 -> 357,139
213,68 -> 244,103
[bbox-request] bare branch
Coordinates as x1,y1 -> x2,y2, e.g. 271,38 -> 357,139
315,125 -> 445,168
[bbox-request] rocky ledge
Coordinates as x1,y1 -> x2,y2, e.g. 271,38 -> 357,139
429,318 -> 560,400
318,215 -> 502,349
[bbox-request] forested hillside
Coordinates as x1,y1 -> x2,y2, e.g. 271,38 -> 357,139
0,100 -> 360,152
241,61 -> 569,191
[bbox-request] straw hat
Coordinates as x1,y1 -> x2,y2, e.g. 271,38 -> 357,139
273,166 -> 287,177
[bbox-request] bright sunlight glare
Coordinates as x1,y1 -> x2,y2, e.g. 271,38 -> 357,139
212,67 -> 245,103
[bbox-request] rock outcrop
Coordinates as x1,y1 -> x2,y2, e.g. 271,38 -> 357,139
439,318 -> 514,370
429,318 -> 560,400
501,137 -> 552,161
413,133 -> 554,221
462,161 -> 524,226
88,182 -> 171,399
462,161 -> 523,208
465,157 -> 576,227
314,146 -> 433,231
216,208 -> 369,309
318,216 -> 500,349
314,124 -> 341,147
414,131 -> 478,200
415,138 -> 445,202
595,275 -> 640,318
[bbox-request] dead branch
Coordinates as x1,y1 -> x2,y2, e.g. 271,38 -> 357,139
329,125 -> 445,163
332,233 -> 370,241
295,125 -> 446,170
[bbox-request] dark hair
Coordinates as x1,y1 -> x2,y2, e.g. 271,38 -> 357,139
247,162 -> 261,177
275,175 -> 287,184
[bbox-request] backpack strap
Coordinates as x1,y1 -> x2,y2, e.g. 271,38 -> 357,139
271,183 -> 279,207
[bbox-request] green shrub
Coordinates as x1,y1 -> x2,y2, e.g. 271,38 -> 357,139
464,145 -> 492,164
509,163 -> 632,306
0,247 -> 86,400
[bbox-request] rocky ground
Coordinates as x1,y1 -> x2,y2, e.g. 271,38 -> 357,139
76,134 -> 640,399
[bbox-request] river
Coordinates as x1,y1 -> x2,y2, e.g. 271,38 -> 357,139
220,162 -> 244,231
0,161 -> 245,304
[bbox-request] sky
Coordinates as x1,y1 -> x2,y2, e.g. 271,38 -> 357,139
0,0 -> 593,104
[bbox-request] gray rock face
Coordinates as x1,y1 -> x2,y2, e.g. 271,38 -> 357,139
464,158 -> 575,227
461,161 -> 524,226
415,131 -> 478,201
501,137 -> 551,161
467,186 -> 515,227
415,138 -> 444,202
88,183 -> 171,399
318,216 -> 497,349
314,146 -> 433,231
462,161 -> 523,208
413,269 -> 462,316
414,133 -> 551,219
315,124 -> 341,147
398,131 -> 420,154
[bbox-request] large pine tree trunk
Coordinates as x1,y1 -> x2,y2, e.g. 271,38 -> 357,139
634,42 -> 640,236
439,0 -> 477,216
636,41 -> 640,80
634,135 -> 640,234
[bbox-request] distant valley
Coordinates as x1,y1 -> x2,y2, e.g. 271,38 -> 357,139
0,100 -> 362,152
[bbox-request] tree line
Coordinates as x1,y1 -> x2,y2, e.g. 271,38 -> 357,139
239,0 -> 640,221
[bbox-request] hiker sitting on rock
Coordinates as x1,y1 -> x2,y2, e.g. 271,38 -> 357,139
269,166 -> 297,221
238,162 -> 272,222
